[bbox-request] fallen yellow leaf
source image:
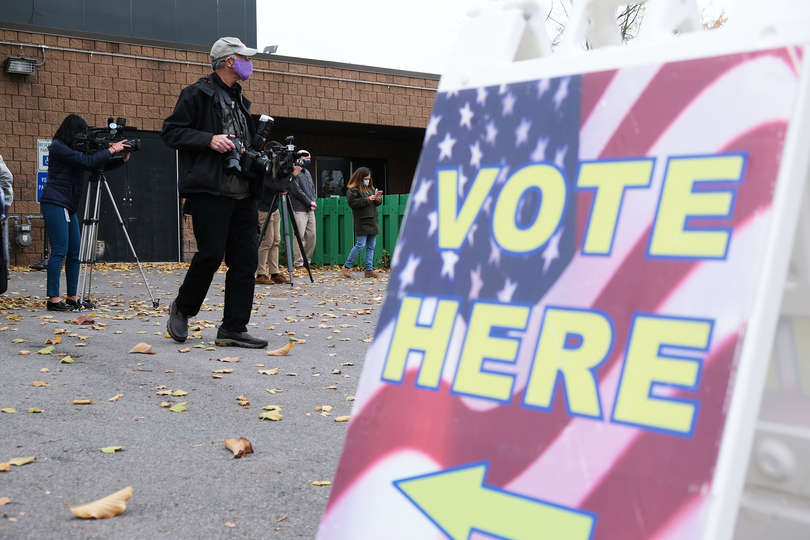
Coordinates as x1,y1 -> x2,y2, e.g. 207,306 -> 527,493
41,368 -> 50,373
69,485 -> 133,519
217,356 -> 242,363
108,394 -> 123,402
170,402 -> 188,413
28,408 -> 43,413
258,367 -> 280,375
224,437 -> 254,458
225,522 -> 236,528
0,463 -> 8,472
258,411 -> 282,421
19,350 -> 30,355
100,446 -> 123,454
335,416 -> 350,422
72,400 -> 95,405
60,356 -> 74,364
32,381 -> 49,387
266,341 -> 294,356
178,347 -> 190,353
1,408 -> 16,413
172,390 -> 188,397
37,346 -> 55,355
312,481 -> 332,486
0,497 -> 9,505
8,457 -> 36,466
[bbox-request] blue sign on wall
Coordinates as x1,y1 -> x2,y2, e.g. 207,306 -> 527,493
37,172 -> 47,203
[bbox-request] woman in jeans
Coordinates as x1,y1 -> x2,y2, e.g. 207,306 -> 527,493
40,114 -> 131,311
340,167 -> 382,279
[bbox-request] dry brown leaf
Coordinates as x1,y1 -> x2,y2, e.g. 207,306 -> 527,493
45,337 -> 62,345
314,406 -> 333,412
108,394 -> 123,402
72,315 -> 95,325
258,367 -> 280,375
178,347 -> 191,353
0,463 -> 8,472
69,485 -> 133,519
266,341 -> 294,356
212,375 -> 223,379
72,400 -> 95,405
128,343 -> 155,354
0,497 -> 10,505
33,381 -> 49,387
224,437 -> 254,458
237,401 -> 250,407
225,522 -> 236,528
236,395 -> 247,401
217,356 -> 242,363
277,514 -> 287,522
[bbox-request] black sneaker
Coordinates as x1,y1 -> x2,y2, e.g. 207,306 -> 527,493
167,300 -> 189,342
215,327 -> 268,349
47,300 -> 74,312
66,298 -> 96,310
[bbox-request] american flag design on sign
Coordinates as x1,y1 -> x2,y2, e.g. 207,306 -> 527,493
318,47 -> 802,540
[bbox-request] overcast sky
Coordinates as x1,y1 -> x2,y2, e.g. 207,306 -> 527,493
256,0 -> 731,75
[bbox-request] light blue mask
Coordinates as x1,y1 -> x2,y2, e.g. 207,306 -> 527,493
364,179 -> 370,186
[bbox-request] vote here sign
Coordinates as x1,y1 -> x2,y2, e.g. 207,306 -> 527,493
319,47 -> 801,540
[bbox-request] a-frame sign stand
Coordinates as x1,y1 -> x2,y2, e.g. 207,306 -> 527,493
319,1 -> 810,539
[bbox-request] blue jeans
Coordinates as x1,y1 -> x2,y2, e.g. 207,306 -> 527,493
345,234 -> 377,271
41,202 -> 80,298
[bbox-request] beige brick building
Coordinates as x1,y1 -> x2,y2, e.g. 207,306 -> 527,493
0,24 -> 439,266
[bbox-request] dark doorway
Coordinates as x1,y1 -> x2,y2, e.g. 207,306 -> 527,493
315,156 -> 387,198
81,131 -> 179,262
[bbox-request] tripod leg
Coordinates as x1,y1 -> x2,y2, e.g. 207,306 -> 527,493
285,195 -> 314,283
279,193 -> 295,285
76,178 -> 103,308
257,192 -> 278,247
99,177 -> 160,309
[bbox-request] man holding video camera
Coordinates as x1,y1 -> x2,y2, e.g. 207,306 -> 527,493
161,37 -> 268,349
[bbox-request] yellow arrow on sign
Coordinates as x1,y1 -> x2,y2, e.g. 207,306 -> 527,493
394,462 -> 595,540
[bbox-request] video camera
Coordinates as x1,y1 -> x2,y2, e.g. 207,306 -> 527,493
223,115 -> 303,188
73,117 -> 141,155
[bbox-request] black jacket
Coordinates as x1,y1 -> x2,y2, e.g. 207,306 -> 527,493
40,139 -> 123,214
347,186 -> 381,236
161,73 -> 261,198
288,168 -> 316,212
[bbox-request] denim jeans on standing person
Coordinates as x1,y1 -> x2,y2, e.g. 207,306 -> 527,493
41,202 -> 80,298
345,234 -> 377,271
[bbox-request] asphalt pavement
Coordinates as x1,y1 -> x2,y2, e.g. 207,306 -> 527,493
0,263 -> 389,539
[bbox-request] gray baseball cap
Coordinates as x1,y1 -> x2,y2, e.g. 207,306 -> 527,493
210,37 -> 258,61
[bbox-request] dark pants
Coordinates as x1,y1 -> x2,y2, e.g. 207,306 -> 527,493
176,193 -> 258,332
41,202 -> 81,298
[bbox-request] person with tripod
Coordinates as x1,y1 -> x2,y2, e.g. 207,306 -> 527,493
162,37 -> 269,349
255,175 -> 289,285
288,151 -> 317,271
40,114 -> 131,312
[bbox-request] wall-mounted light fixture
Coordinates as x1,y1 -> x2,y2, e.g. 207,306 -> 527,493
4,56 -> 36,75
263,45 -> 278,54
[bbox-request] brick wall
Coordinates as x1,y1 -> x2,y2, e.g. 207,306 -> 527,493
0,28 -> 438,267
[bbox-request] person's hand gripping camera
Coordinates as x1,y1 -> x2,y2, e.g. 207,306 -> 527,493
109,139 -> 134,162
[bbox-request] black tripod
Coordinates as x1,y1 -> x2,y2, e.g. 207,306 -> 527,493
75,170 -> 159,309
259,190 -> 314,284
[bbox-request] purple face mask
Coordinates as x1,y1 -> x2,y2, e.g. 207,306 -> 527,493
232,58 -> 253,81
